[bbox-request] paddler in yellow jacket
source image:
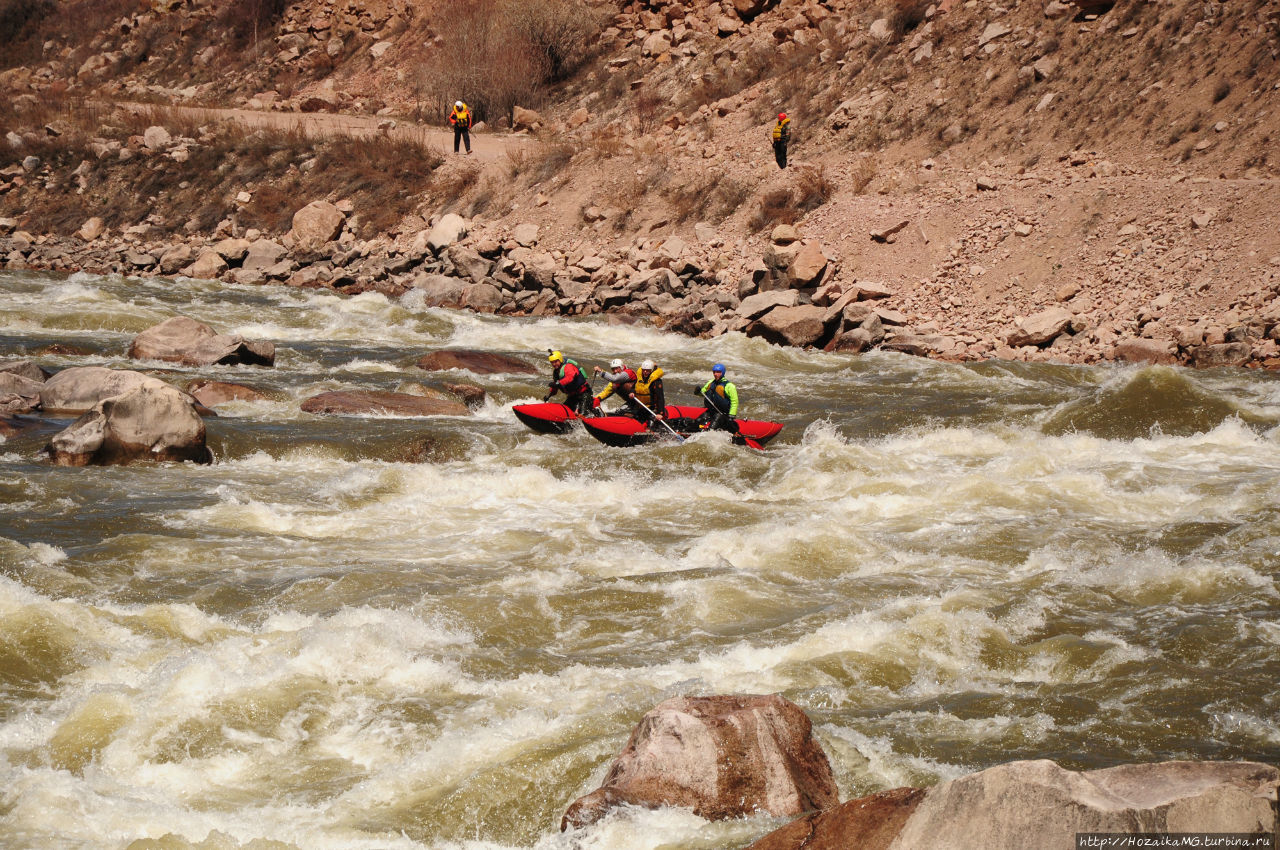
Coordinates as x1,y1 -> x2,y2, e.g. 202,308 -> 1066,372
633,359 -> 667,425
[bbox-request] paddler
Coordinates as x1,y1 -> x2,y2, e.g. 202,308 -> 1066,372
544,350 -> 593,415
633,359 -> 667,426
696,362 -> 740,434
591,358 -> 643,419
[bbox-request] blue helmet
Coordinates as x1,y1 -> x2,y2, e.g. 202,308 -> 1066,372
712,363 -> 725,374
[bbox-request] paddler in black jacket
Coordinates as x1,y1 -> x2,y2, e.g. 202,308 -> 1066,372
544,350 -> 592,415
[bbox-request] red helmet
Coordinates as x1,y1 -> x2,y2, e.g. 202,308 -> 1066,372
778,113 -> 787,121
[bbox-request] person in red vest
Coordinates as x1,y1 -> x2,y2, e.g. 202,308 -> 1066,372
544,350 -> 592,414
449,100 -> 472,155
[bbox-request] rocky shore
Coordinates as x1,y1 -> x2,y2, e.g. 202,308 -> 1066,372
5,163 -> 1280,372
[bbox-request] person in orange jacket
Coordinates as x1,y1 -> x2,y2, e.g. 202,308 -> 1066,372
449,100 -> 472,155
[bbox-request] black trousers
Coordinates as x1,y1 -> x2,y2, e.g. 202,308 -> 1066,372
454,126 -> 471,153
773,140 -> 787,169
697,407 -> 739,434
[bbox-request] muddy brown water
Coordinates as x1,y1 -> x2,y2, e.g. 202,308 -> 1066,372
2,269 -> 1279,849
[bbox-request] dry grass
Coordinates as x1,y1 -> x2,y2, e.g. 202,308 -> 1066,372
523,141 -> 576,184
0,106 -> 443,238
666,174 -> 753,224
0,0 -> 136,69
794,166 -> 835,213
749,189 -> 799,232
416,0 -> 605,126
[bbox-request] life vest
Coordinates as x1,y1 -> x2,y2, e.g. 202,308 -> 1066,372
634,367 -> 663,405
450,105 -> 471,128
771,117 -> 790,142
554,358 -> 588,395
700,377 -> 738,415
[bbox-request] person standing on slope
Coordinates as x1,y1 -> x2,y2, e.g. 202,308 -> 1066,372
697,362 -> 740,434
449,100 -> 472,155
771,112 -> 790,169
544,350 -> 592,415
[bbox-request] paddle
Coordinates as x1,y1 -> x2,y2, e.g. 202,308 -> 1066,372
631,396 -> 685,443
700,389 -> 763,450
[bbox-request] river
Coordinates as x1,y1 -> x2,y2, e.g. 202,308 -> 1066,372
1,270 -> 1278,849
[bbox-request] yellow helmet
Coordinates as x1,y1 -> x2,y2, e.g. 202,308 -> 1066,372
548,350 -> 564,363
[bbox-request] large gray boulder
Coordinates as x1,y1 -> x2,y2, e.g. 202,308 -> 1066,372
0,372 -> 45,413
288,200 -> 345,252
1006,307 -> 1073,347
887,760 -> 1279,850
426,214 -> 468,254
240,238 -> 287,271
128,316 -> 275,367
39,367 -> 171,414
749,304 -> 834,348
411,273 -> 469,307
0,358 -> 48,382
562,694 -> 839,830
45,382 -> 211,466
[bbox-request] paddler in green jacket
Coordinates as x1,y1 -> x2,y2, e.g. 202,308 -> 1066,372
697,362 -> 739,434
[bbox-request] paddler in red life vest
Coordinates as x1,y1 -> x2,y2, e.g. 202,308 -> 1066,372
544,350 -> 593,415
591,358 -> 643,419
697,362 -> 740,434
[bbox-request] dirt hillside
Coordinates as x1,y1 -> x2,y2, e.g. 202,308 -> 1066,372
3,0 -> 1280,363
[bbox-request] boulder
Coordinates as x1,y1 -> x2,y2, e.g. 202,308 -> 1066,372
788,242 -> 829,287
45,383 -> 210,466
1007,307 -> 1073,347
512,105 -> 542,132
289,200 -> 345,252
1112,338 -> 1176,365
426,214 -> 469,254
157,244 -> 193,275
732,0 -> 766,19
1188,341 -> 1252,368
887,760 -> 1279,850
750,304 -> 834,347
212,237 -> 251,262
562,694 -> 838,830
771,224 -> 800,245
185,248 -> 228,280
460,281 -> 504,313
0,359 -> 48,382
747,787 -> 925,850
738,289 -> 800,320
448,245 -> 492,282
142,125 -> 172,150
186,379 -> 268,407
444,382 -> 486,409
512,222 -> 539,247
39,367 -> 172,414
300,390 -> 468,417
77,217 -> 104,241
880,332 -> 956,358
416,350 -> 538,375
0,372 -> 45,413
567,107 -> 590,129
240,238 -> 287,271
128,316 -> 275,367
410,273 -> 469,307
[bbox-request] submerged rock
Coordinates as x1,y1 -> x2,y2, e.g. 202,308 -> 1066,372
416,350 -> 538,375
562,694 -> 839,830
300,390 -> 468,417
186,379 -> 269,407
747,787 -> 924,850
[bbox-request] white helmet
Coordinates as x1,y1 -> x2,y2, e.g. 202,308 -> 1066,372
455,100 -> 463,108
609,358 -> 624,370
640,359 -> 655,371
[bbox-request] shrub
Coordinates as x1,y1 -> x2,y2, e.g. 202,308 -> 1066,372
749,189 -> 798,231
418,0 -> 605,126
794,166 -> 834,212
